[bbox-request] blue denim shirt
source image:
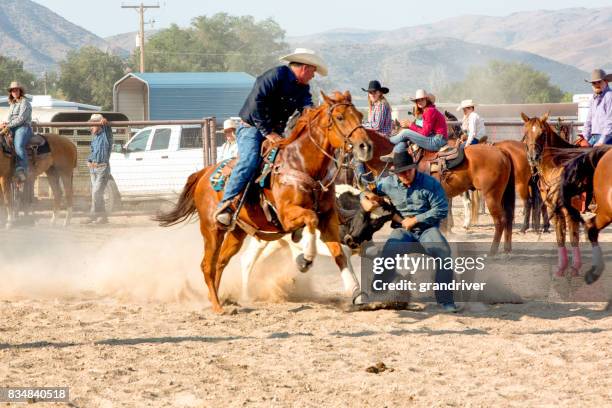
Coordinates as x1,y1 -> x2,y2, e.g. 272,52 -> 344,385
239,65 -> 313,136
375,172 -> 448,227
88,125 -> 113,164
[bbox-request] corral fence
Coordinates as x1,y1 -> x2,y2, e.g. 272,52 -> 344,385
28,117 -> 586,210
32,118 -> 219,201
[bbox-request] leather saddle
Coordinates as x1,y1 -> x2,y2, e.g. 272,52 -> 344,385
1,132 -> 50,157
408,143 -> 465,176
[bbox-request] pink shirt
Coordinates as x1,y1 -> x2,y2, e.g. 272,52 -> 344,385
409,106 -> 448,138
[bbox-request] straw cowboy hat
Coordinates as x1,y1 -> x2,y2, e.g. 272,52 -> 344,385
362,80 -> 389,94
7,81 -> 25,93
410,89 -> 435,103
456,99 -> 476,111
279,48 -> 328,77
88,113 -> 104,122
585,69 -> 612,83
223,118 -> 237,131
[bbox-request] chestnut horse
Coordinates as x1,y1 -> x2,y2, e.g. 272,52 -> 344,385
363,130 -> 515,255
561,147 -> 612,283
0,129 -> 76,227
156,91 -> 374,313
521,112 -> 588,277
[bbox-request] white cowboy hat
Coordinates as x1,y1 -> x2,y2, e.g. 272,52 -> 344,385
88,113 -> 104,122
279,48 -> 328,77
456,99 -> 476,111
223,118 -> 236,131
7,81 -> 25,93
410,89 -> 435,103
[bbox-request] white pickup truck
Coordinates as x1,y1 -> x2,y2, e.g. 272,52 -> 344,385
107,124 -> 212,208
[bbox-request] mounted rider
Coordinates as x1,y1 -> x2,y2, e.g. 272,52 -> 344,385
0,81 -> 34,182
457,99 -> 486,146
380,89 -> 448,162
215,48 -> 328,227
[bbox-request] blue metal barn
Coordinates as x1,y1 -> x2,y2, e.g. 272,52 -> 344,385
112,72 -> 255,124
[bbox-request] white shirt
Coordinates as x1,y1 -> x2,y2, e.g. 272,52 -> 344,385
461,111 -> 486,145
217,141 -> 238,162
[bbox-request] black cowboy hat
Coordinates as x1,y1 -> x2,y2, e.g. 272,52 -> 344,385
362,80 -> 389,94
391,151 -> 417,173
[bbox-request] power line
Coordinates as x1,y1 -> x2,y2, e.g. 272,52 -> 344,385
121,2 -> 160,73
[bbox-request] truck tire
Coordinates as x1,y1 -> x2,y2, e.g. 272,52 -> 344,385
104,177 -> 122,213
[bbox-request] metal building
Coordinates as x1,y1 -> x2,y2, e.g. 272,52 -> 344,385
112,72 -> 255,123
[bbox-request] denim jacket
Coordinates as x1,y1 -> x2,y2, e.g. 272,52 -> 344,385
88,125 -> 113,164
239,65 -> 313,136
375,172 -> 448,227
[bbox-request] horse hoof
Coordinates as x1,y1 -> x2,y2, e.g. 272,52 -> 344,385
554,268 -> 566,278
585,265 -> 604,285
295,254 -> 313,273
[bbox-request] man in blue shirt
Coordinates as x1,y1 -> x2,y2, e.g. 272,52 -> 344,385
362,151 -> 461,312
215,48 -> 328,227
83,113 -> 113,224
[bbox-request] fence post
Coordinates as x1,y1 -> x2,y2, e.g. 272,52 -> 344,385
209,117 -> 217,165
202,118 -> 210,167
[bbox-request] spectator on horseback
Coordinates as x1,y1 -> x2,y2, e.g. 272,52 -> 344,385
0,81 -> 33,182
83,113 -> 113,225
217,118 -> 238,162
583,69 -> 612,146
361,150 -> 461,313
356,80 -> 392,185
215,48 -> 328,227
457,99 -> 486,146
380,89 -> 448,162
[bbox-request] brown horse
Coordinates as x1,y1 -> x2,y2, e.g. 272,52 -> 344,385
561,146 -> 612,283
0,130 -> 77,227
363,130 -> 515,255
494,140 -> 550,233
521,112 -> 587,277
156,91 -> 373,313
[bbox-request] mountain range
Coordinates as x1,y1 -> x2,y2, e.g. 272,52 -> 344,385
0,1 -> 608,98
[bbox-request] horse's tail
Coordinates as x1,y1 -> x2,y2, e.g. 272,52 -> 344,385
154,170 -> 203,227
560,147 -> 610,222
501,152 -> 516,233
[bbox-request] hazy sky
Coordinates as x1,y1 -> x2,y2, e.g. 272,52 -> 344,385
34,0 -> 612,38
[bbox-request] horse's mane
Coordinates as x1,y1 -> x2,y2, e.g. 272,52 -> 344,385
538,118 -> 575,149
275,91 -> 350,148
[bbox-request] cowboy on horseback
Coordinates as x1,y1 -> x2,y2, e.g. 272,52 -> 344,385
0,81 -> 34,183
380,89 -> 448,162
457,99 -> 486,146
214,48 -> 328,227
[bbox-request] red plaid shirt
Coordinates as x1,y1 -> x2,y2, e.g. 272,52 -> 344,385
364,101 -> 392,137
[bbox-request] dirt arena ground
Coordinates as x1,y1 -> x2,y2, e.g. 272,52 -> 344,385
1,207 -> 611,407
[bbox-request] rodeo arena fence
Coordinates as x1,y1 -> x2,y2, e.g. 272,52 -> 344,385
31,118 -> 219,211
29,117 -> 584,213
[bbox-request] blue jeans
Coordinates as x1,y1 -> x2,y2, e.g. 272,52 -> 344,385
379,226 -> 455,305
11,125 -> 33,173
220,125 -> 264,204
90,164 -> 110,216
588,133 -> 612,146
390,129 -> 447,153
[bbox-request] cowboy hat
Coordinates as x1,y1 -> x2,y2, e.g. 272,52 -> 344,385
585,69 -> 612,83
410,89 -> 435,103
7,81 -> 25,93
223,118 -> 237,131
456,99 -> 476,111
362,80 -> 389,94
391,150 -> 417,173
279,48 -> 328,77
88,113 -> 104,122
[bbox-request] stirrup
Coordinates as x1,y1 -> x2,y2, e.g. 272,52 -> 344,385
214,201 -> 234,228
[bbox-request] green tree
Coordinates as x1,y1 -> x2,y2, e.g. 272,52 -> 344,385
0,55 -> 37,94
438,61 -> 566,104
131,13 -> 288,76
59,47 -> 126,109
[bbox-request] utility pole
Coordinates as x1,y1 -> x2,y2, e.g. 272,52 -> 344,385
121,2 -> 159,73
